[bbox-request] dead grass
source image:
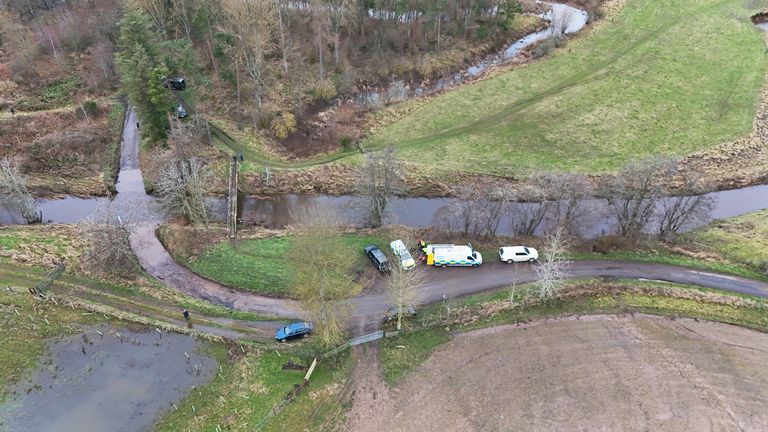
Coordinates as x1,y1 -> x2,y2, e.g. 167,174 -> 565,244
0,102 -> 120,195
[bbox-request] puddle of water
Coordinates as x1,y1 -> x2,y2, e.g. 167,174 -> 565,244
755,22 -> 768,31
0,326 -> 216,432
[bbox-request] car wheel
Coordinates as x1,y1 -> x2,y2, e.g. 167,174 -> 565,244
507,259 -> 513,264
529,258 -> 536,263
280,339 -> 286,342
472,264 -> 478,267
441,264 -> 447,268
302,334 -> 308,338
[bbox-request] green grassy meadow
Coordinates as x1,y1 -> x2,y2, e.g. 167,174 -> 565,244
364,0 -> 768,175
687,209 -> 768,272
186,234 -> 387,298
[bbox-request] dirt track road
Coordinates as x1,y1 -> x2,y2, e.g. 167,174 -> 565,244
351,315 -> 768,432
118,112 -> 768,329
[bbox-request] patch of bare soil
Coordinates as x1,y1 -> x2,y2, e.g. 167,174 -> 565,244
752,12 -> 768,25
352,315 -> 768,432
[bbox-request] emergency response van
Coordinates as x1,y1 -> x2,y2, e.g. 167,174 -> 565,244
425,244 -> 483,267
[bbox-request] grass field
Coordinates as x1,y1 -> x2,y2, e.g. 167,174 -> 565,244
186,234 -> 388,298
687,209 -> 768,272
363,0 -> 768,175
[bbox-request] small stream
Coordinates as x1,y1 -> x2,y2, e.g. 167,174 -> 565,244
353,3 -> 589,106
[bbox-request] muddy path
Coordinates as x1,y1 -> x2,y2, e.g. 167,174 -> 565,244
110,112 -> 302,320
0,325 -> 217,432
342,343 -> 390,432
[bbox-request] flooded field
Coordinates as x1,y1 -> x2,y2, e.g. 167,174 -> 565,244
0,325 -> 216,432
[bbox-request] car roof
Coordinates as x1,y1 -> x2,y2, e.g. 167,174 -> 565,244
501,246 -> 530,253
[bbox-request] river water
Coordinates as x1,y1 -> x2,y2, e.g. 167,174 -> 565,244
2,184 -> 768,237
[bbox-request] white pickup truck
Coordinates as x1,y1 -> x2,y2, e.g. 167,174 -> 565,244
426,244 -> 483,267
390,239 -> 416,270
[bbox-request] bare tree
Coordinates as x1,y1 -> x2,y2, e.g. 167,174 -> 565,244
289,204 -> 355,347
79,201 -> 139,277
386,253 -> 424,331
155,158 -> 212,225
169,115 -> 210,161
658,174 -> 715,238
540,173 -> 590,233
603,157 -> 675,238
0,157 -> 39,224
511,184 -> 552,236
357,147 -> 406,228
534,227 -> 570,302
218,0 -> 275,124
434,185 -> 509,238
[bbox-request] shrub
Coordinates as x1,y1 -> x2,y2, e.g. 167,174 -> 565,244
270,112 -> 297,141
340,136 -> 354,150
312,79 -> 337,100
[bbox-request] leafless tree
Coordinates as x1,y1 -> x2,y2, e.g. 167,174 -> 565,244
602,157 -> 675,238
79,201 -> 139,277
155,157 -> 212,225
0,157 -> 39,223
289,204 -> 355,347
169,115 -> 210,161
434,185 -> 509,238
218,0 -> 275,124
357,147 -> 406,228
540,172 -> 590,233
386,252 -> 424,331
534,227 -> 570,301
658,174 -> 715,238
511,184 -> 552,236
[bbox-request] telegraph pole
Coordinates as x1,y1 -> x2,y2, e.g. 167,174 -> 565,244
227,154 -> 242,247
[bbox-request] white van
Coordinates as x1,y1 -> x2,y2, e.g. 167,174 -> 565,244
390,239 -> 416,270
426,244 -> 483,267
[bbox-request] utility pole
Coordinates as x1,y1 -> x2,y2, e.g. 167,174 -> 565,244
227,154 -> 243,247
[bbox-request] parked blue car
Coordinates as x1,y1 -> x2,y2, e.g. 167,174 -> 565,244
275,321 -> 314,342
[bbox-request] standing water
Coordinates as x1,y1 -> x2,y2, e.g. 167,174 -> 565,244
0,326 -> 216,432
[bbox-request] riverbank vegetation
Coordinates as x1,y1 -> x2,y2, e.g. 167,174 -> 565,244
0,102 -> 123,196
379,279 -> 768,385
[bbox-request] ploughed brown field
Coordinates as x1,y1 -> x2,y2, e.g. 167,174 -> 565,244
354,315 -> 768,432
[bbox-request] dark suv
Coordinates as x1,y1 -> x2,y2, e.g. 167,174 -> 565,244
364,244 -> 390,273
163,77 -> 186,90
